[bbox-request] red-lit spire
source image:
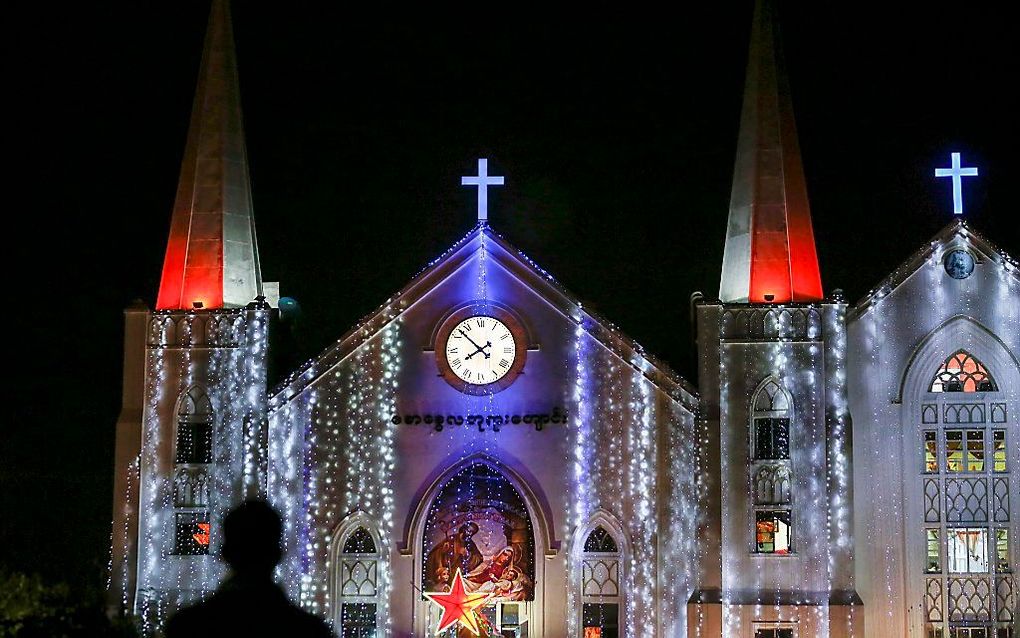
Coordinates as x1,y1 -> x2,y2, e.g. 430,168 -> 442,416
719,0 -> 823,304
156,0 -> 262,310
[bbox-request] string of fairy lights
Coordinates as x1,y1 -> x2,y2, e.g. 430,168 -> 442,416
124,308 -> 269,635
714,303 -> 856,637
848,234 -> 1019,635
110,223 -> 1016,637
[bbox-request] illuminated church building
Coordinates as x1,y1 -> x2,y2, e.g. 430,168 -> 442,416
109,1 -> 1019,637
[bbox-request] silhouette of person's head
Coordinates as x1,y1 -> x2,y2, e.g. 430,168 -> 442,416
221,499 -> 283,578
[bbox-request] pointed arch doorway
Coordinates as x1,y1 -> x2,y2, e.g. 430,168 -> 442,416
410,456 -> 550,637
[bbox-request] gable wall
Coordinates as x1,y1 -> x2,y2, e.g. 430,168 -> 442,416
848,236 -> 1020,636
267,241 -> 701,637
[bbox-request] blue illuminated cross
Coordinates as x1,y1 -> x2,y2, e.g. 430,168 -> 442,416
462,158 -> 504,223
935,152 -> 979,215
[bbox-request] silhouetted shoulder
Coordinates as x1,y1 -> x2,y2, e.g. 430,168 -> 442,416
166,584 -> 333,638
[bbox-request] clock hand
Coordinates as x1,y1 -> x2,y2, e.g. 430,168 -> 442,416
459,329 -> 484,352
465,341 -> 492,361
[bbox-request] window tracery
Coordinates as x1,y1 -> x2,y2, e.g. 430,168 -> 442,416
931,351 -> 997,393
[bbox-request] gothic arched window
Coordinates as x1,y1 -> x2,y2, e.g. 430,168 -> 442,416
171,387 -> 213,556
753,464 -> 791,505
583,526 -> 618,553
581,524 -> 622,638
173,467 -> 209,507
175,387 -> 214,464
930,350 -> 997,393
337,523 -> 380,638
342,527 -> 377,554
751,379 -> 791,460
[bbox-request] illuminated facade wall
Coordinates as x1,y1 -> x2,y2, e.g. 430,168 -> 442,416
692,301 -> 860,637
848,224 -> 1019,638
265,228 -> 702,637
110,303 -> 269,633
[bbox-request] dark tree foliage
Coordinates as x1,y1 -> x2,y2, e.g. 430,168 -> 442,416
0,571 -> 138,638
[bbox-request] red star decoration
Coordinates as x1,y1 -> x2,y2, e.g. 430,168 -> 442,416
192,523 -> 210,546
423,568 -> 493,635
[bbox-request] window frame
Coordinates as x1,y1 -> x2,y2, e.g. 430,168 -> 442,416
753,623 -> 797,638
925,528 -> 942,574
946,527 -> 990,574
754,509 -> 793,555
929,350 -> 998,393
577,516 -> 626,638
923,430 -> 940,474
334,519 -> 382,638
171,511 -> 211,556
992,429 -> 1007,473
994,528 -> 1010,573
750,378 -> 793,463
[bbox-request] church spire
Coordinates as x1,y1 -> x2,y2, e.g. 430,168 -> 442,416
156,0 -> 262,310
718,0 -> 823,304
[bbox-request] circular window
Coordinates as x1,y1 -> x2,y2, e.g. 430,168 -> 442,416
943,249 -> 975,280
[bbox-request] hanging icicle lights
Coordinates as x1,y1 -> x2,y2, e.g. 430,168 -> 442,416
128,306 -> 269,634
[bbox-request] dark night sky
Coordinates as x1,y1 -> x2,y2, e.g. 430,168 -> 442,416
4,3 -> 1014,592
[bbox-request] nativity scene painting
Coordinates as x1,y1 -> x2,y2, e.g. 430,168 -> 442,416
422,462 -> 535,601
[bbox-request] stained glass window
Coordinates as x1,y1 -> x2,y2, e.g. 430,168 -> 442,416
755,510 -> 792,554
584,527 -> 619,553
930,351 -> 997,393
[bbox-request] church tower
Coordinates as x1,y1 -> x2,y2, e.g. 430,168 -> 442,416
109,1 -> 271,626
690,1 -> 860,635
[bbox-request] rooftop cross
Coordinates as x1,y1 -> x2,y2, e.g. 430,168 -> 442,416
461,158 -> 505,223
935,152 -> 979,215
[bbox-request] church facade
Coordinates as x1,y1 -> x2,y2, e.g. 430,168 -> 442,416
109,2 -> 1018,637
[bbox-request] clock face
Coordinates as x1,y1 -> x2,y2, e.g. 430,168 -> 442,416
435,306 -> 527,395
444,316 -> 517,385
944,249 -> 975,280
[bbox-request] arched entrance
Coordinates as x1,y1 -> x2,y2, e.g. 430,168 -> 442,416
410,455 -> 549,637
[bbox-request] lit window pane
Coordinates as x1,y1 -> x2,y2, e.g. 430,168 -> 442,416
946,431 -> 964,473
582,603 -> 619,638
924,431 -> 938,473
925,529 -> 941,573
173,512 -> 211,555
993,430 -> 1006,472
755,510 -> 791,554
947,528 -> 988,573
996,529 -> 1010,573
967,430 -> 984,472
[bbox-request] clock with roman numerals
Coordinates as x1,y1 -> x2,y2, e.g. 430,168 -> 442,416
435,306 -> 527,395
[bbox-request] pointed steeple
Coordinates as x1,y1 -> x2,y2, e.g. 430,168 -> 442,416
719,0 -> 823,304
156,0 -> 262,310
